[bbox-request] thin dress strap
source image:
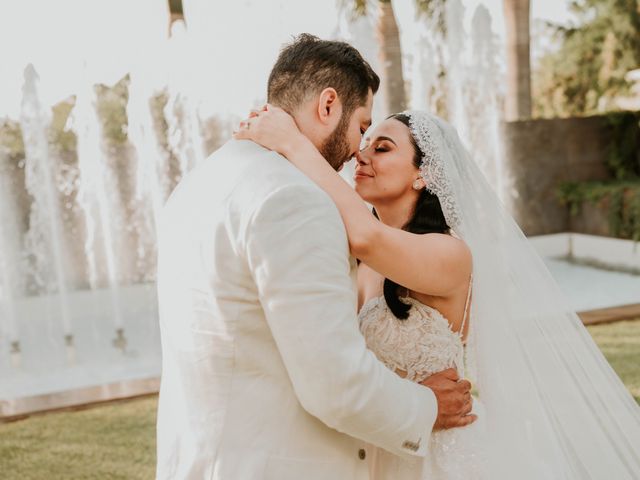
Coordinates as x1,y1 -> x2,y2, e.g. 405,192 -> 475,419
460,274 -> 473,336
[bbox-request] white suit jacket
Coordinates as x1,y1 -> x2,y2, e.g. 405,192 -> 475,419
155,139 -> 437,479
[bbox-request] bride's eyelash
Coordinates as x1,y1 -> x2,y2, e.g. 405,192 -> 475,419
375,146 -> 388,152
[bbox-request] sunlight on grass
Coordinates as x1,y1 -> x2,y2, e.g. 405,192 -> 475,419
587,319 -> 640,403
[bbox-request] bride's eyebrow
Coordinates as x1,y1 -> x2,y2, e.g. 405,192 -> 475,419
373,135 -> 397,146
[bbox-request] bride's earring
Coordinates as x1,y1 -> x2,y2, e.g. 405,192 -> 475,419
412,179 -> 422,190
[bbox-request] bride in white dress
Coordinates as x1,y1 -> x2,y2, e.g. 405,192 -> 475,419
235,107 -> 640,479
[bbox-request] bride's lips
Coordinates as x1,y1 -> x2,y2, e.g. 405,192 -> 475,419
354,172 -> 373,181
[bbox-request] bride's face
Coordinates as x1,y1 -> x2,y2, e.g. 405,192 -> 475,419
353,119 -> 420,205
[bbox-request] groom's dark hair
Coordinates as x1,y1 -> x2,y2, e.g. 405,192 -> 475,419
268,33 -> 380,117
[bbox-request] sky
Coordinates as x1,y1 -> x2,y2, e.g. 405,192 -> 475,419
0,0 -> 575,121
0,0 -> 169,119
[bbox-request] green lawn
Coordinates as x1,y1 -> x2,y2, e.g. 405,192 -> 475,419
1,320 -> 639,479
0,396 -> 158,480
587,319 -> 640,403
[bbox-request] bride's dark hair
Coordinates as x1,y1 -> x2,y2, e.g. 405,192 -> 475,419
372,113 -> 450,320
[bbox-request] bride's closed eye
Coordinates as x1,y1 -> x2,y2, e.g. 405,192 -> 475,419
373,140 -> 393,153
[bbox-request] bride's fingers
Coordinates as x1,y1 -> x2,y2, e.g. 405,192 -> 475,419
249,103 -> 271,118
233,106 -> 289,140
249,107 -> 267,118
232,120 -> 252,139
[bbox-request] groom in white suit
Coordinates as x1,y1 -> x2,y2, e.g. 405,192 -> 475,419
156,34 -> 474,479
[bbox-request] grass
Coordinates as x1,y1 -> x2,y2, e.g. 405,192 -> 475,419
587,319 -> 640,403
0,396 -> 157,480
0,320 -> 639,479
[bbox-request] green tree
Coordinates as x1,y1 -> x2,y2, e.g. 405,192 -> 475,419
533,0 -> 640,118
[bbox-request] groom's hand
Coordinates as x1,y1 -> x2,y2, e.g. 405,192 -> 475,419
420,368 -> 477,430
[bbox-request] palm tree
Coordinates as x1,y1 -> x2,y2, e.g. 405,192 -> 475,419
347,0 -> 532,122
503,0 -> 531,120
168,0 -> 184,31
377,0 -> 407,113
343,0 -> 447,115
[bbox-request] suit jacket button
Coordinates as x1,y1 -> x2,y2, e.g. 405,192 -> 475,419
358,449 -> 366,460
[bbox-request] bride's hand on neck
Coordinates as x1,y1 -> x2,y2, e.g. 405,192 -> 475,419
233,104 -> 310,158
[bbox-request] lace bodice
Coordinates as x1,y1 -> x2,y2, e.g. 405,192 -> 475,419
358,291 -> 490,480
358,296 -> 465,383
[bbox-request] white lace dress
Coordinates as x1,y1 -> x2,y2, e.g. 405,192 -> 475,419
358,292 -> 489,480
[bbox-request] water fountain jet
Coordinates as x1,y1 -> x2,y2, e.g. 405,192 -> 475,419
20,64 -> 75,363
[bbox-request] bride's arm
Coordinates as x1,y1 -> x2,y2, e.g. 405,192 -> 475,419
234,106 -> 471,297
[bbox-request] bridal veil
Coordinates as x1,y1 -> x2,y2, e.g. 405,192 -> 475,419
404,110 -> 640,479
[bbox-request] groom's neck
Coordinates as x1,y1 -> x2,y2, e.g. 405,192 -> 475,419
289,107 -> 326,153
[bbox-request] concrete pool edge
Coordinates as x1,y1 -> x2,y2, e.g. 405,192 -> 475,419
578,303 -> 640,326
0,376 -> 160,421
530,232 -> 640,272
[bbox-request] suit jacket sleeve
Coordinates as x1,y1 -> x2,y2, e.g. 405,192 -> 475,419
243,182 -> 437,458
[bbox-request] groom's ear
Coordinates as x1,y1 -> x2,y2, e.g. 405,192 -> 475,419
317,87 -> 342,127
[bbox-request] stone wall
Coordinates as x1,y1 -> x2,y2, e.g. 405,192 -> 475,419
502,115 -> 615,236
